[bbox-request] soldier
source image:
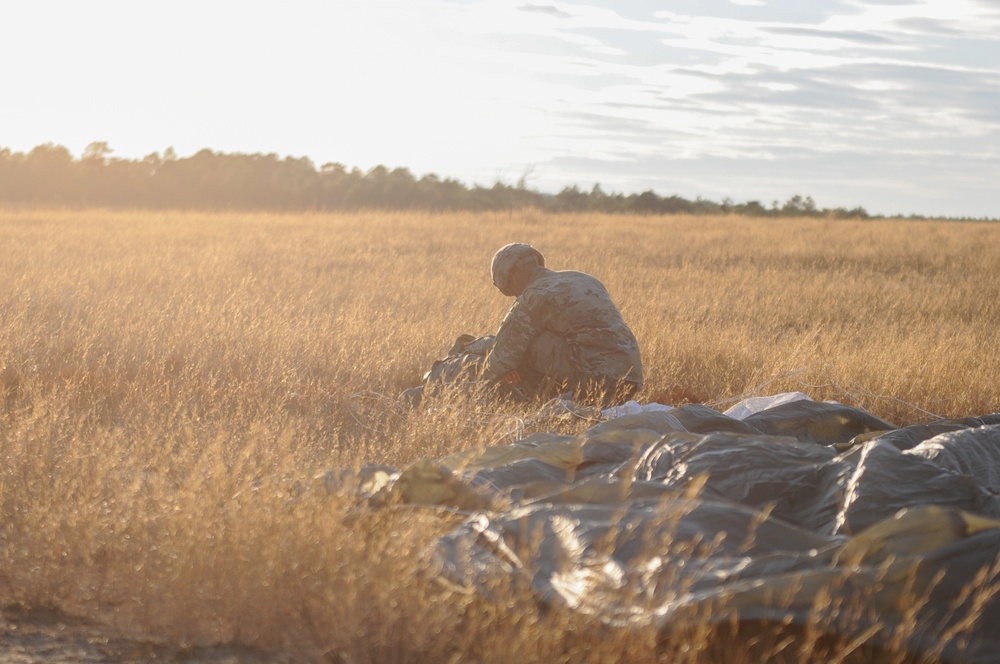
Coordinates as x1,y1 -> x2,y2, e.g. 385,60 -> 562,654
482,243 -> 643,407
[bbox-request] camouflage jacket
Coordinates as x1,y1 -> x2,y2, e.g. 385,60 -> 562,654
482,267 -> 643,388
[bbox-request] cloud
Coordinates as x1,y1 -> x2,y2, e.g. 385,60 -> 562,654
517,3 -> 574,19
762,26 -> 896,45
893,17 -> 966,36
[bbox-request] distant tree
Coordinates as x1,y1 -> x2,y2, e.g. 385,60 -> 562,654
0,141 -> 896,220
826,206 -> 869,220
82,141 -> 113,163
516,165 -> 536,191
781,194 -> 817,216
0,147 -> 21,201
24,143 -> 76,202
555,185 -> 589,212
738,200 -> 768,216
385,167 -> 417,208
631,190 -> 662,214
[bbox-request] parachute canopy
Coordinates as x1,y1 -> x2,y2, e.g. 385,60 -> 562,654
344,394 -> 1000,662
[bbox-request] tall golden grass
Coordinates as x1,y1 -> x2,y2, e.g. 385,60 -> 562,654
1,207 -> 998,660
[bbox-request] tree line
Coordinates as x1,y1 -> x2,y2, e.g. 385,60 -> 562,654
0,142 -> 873,218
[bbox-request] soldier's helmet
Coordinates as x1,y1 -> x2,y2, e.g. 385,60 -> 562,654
491,243 -> 545,296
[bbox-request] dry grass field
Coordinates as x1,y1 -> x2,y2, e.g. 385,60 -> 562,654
1,207 -> 999,661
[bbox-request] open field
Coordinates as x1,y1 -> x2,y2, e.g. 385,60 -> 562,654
2,208 -> 999,661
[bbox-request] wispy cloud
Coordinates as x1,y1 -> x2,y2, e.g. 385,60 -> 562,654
438,0 -> 1000,215
762,26 -> 897,45
517,3 -> 574,19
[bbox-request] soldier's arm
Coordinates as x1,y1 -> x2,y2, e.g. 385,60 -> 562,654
482,298 -> 536,381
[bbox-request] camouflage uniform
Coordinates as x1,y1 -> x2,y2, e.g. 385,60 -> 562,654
483,244 -> 643,406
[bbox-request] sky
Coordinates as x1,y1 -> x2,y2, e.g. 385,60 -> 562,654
2,0 -> 999,217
